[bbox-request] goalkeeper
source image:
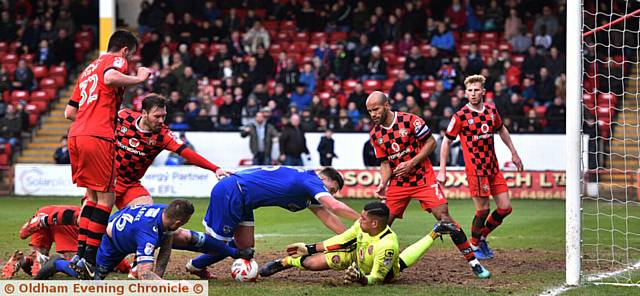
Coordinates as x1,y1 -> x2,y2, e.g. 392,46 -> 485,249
260,201 -> 447,285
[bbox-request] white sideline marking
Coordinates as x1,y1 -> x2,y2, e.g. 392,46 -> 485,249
539,261 -> 640,296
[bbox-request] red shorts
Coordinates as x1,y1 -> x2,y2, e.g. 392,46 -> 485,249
115,181 -> 151,209
30,226 -> 78,253
467,172 -> 509,197
385,183 -> 447,218
69,135 -> 116,192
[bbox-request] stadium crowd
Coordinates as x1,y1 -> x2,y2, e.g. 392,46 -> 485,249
124,0 -> 567,135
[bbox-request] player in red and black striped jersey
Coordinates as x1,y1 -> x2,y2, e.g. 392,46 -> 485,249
366,91 -> 490,279
437,75 -> 523,260
114,93 -> 231,210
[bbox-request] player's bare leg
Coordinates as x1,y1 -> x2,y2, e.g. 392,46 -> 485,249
125,195 -> 154,207
431,204 -> 491,278
234,224 -> 255,248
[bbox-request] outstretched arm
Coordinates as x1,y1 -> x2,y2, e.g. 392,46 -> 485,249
309,205 -> 347,234
137,262 -> 162,280
104,67 -> 150,87
317,195 -> 360,221
498,125 -> 523,171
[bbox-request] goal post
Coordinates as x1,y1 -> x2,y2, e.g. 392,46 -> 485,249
566,0 -> 581,287
569,0 -> 640,287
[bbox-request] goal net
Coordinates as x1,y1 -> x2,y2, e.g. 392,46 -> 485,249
580,0 -> 640,286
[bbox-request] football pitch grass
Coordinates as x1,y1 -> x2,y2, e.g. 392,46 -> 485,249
0,196 -> 638,295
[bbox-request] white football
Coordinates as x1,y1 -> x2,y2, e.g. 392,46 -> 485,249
231,258 -> 258,282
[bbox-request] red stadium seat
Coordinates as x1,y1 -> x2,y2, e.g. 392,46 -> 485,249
382,44 -> 396,54
498,42 -> 511,51
382,79 -> 395,92
461,32 -> 479,43
10,90 -> 29,102
275,32 -> 290,42
51,76 -> 65,88
421,80 -> 437,92
330,32 -> 347,42
363,80 -> 381,92
281,20 -> 296,31
534,105 -> 547,117
512,55 -> 525,67
30,90 -> 52,102
294,32 -> 309,43
311,32 -> 327,42
39,78 -> 57,89
22,54 -> 35,64
41,88 -> 56,100
598,93 -> 618,108
28,113 -> 39,128
9,42 -> 20,53
26,101 -> 47,114
2,63 -> 16,78
32,65 -> 48,79
318,91 -> 331,102
263,20 -> 278,31
343,80 -> 358,91
2,53 -> 17,64
481,32 -> 498,42
583,93 -> 595,110
0,42 -> 6,52
421,92 -> 431,101
0,153 -> 9,166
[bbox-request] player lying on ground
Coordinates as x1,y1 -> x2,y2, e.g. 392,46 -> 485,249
437,75 -> 523,260
37,200 -> 253,280
366,91 -> 490,278
186,166 -> 360,278
64,30 -> 151,276
2,205 -> 129,279
260,201 -> 450,285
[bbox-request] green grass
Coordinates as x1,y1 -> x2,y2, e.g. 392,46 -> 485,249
0,196 -> 638,295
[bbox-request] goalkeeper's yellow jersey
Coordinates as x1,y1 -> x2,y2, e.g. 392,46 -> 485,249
323,221 -> 400,284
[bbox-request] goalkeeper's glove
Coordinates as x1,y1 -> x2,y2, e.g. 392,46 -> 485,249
285,243 -> 318,257
343,262 -> 367,285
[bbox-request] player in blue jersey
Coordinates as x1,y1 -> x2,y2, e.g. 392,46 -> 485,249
186,166 -> 360,277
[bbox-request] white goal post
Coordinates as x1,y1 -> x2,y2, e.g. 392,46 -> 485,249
568,0 -> 640,287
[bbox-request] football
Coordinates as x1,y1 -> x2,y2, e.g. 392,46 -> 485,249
231,258 -> 259,282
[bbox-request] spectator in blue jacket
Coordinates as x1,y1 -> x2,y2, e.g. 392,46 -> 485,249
431,22 -> 455,54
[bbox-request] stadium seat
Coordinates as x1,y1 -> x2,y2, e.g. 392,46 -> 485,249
26,101 -> 47,114
0,42 -> 6,52
311,32 -> 327,43
294,32 -> 309,43
481,32 -> 498,42
421,80 -> 437,92
9,42 -> 20,53
49,65 -> 67,78
263,20 -> 278,31
281,20 -> 296,31
0,153 -> 9,167
30,90 -> 52,102
2,63 -> 16,78
363,80 -> 381,92
498,42 -> 511,51
51,76 -> 65,88
32,65 -> 48,79
10,90 -> 29,103
28,113 -> 39,128
39,78 -> 57,89
535,105 -> 547,117
342,80 -> 358,91
330,32 -> 347,42
421,92 -> 431,101
1,53 -> 17,64
22,54 -> 35,64
382,79 -> 395,92
461,32 -> 479,43
512,55 -> 525,67
275,32 -> 290,42
598,93 -> 618,108
382,44 -> 396,54
583,93 -> 595,111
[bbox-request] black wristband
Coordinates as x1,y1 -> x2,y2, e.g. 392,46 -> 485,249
305,243 -> 317,255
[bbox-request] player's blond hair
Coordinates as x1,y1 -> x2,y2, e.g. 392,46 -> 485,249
464,75 -> 486,88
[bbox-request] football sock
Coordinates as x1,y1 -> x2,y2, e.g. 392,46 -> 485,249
481,207 -> 513,238
399,231 -> 439,271
77,201 -> 96,258
41,208 -> 79,227
471,209 -> 490,247
449,225 -> 476,262
173,230 -> 237,258
189,240 -> 237,269
55,259 -> 78,278
283,256 -> 306,270
85,204 -> 112,264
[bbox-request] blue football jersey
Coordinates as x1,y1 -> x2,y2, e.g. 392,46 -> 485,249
234,166 -> 332,212
108,204 -> 166,264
